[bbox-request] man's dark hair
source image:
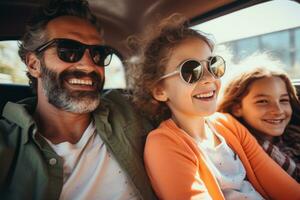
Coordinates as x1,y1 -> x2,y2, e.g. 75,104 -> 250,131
18,0 -> 102,91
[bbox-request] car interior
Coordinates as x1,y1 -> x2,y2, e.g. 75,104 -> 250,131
0,0 -> 299,115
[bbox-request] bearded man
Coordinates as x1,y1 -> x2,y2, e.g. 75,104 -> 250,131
0,1 -> 156,199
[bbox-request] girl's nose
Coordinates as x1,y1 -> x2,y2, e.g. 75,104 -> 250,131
269,102 -> 284,114
198,64 -> 215,84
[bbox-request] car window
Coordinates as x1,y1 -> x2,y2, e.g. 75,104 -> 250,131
0,41 -> 27,84
192,0 -> 300,79
0,40 -> 126,89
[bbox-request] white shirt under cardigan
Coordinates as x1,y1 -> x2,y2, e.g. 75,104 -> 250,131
43,121 -> 139,200
196,122 -> 264,200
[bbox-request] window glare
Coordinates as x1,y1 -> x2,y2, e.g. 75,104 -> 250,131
193,0 -> 300,79
0,41 -> 27,84
104,54 -> 126,88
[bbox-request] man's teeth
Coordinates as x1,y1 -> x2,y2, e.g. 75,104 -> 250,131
68,78 -> 93,86
194,91 -> 214,99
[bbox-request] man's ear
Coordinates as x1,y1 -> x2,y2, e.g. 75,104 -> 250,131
26,53 -> 41,78
151,85 -> 168,102
232,103 -> 243,117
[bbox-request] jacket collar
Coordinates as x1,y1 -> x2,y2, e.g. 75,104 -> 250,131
2,97 -> 112,145
2,97 -> 37,144
92,98 -> 113,140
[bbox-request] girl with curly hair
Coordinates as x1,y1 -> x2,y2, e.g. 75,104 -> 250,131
128,14 -> 300,200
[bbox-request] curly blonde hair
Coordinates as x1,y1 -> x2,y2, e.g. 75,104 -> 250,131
127,14 -> 214,123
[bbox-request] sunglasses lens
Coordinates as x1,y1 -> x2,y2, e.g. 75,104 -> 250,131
210,56 -> 225,78
181,60 -> 202,84
91,46 -> 113,66
57,40 -> 83,63
56,39 -> 113,67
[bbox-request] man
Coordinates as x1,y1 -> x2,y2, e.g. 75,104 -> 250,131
0,0 -> 156,199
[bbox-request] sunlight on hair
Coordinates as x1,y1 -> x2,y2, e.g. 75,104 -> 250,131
218,52 -> 289,104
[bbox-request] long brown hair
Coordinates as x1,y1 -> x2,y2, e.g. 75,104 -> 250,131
218,58 -> 300,123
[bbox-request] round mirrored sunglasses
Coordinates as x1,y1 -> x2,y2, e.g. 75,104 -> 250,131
158,55 -> 226,84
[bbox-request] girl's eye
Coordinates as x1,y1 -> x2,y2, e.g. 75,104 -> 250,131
280,98 -> 290,104
255,99 -> 268,104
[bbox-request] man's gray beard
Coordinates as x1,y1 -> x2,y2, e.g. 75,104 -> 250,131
40,64 -> 103,114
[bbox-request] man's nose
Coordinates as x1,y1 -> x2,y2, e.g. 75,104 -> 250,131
76,49 -> 102,73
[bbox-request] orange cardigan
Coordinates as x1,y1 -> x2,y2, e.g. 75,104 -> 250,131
144,113 -> 300,200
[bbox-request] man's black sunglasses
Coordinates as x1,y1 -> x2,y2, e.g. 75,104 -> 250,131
35,38 -> 115,67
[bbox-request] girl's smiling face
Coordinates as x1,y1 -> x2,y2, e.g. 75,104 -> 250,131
233,76 -> 292,139
152,38 -> 221,120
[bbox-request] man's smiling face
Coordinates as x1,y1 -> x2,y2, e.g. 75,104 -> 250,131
37,16 -> 105,113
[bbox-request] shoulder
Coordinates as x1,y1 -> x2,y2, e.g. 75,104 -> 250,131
282,124 -> 300,152
285,124 -> 300,139
1,99 -> 35,135
95,89 -> 154,137
0,116 -> 17,132
101,89 -> 151,121
209,112 -> 237,123
95,89 -> 135,118
100,89 -> 139,118
1,99 -> 38,151
145,119 -> 199,158
0,112 -> 22,165
0,117 -> 17,143
101,89 -> 132,106
146,120 -> 179,145
208,112 -> 242,131
208,112 -> 253,142
147,119 -> 186,142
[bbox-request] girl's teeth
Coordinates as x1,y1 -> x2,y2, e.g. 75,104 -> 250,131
264,119 -> 283,124
195,91 -> 214,98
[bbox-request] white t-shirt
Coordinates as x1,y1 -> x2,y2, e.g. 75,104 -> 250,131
44,121 -> 139,200
196,123 -> 264,200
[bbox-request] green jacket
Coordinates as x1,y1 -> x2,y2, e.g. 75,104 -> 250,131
0,90 -> 157,200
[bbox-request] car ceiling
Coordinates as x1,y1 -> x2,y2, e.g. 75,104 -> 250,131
0,0 -> 267,58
